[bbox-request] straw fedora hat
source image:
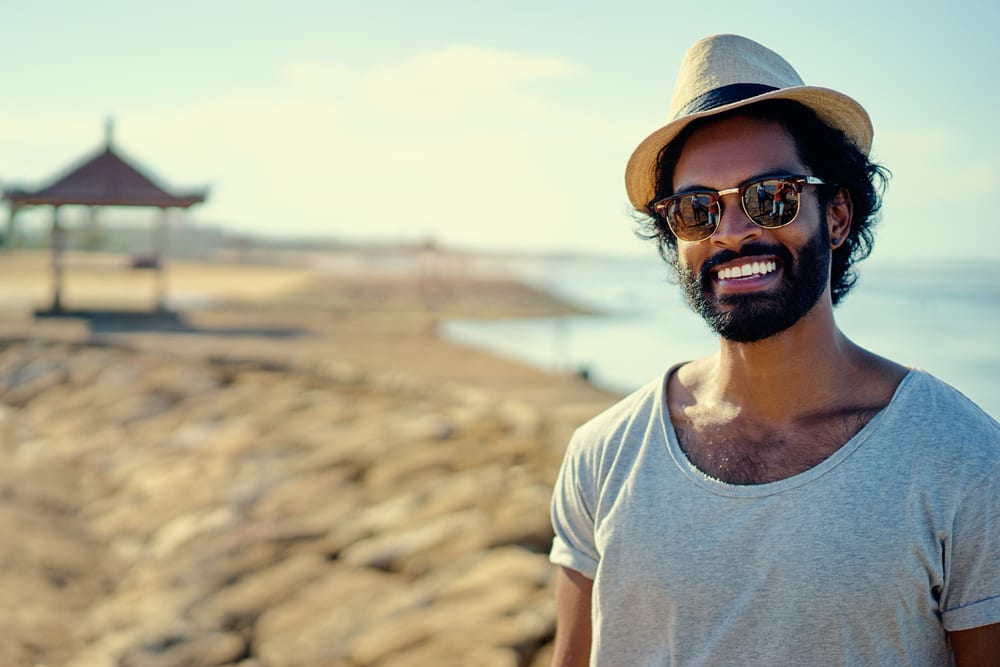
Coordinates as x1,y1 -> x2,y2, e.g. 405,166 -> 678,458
625,34 -> 873,212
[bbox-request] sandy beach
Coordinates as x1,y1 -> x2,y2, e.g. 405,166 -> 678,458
0,250 -> 618,667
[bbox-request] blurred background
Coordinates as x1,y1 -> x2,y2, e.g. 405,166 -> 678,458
1,1 -> 998,665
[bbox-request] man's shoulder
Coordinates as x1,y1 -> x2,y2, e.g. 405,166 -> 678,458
896,370 -> 998,429
559,371 -> 672,487
570,372 -> 669,460
888,369 -> 1000,463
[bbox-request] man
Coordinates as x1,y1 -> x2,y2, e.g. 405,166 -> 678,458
549,34 -> 1000,665
770,178 -> 791,220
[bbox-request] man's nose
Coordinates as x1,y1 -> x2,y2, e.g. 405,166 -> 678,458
711,195 -> 761,249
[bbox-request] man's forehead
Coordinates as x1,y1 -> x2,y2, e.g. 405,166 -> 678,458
680,114 -> 796,154
673,116 -> 804,188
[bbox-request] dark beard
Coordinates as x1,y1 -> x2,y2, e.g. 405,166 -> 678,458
678,225 -> 830,343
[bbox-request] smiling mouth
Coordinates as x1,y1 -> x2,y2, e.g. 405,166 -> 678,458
715,259 -> 778,281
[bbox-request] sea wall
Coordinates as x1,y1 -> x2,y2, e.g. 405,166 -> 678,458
0,332 -> 611,667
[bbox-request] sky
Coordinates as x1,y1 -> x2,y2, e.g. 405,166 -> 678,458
1,0 -> 998,262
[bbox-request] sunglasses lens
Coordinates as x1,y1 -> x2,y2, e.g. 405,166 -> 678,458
655,177 -> 811,242
660,193 -> 718,242
744,179 -> 800,228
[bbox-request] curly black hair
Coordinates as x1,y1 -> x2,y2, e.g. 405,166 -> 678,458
636,99 -> 890,306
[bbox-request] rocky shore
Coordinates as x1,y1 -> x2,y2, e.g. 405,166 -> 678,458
0,253 -> 617,667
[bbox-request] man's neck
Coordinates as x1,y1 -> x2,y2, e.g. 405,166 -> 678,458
694,302 -> 877,423
669,300 -> 910,484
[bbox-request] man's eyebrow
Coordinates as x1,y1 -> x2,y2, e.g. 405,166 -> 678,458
674,168 -> 803,194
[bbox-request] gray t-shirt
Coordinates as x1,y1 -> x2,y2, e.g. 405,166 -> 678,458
550,368 -> 1000,666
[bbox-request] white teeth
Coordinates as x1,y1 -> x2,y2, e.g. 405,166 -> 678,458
718,260 -> 777,280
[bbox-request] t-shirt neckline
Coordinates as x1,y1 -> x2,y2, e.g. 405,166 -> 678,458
657,365 -> 918,498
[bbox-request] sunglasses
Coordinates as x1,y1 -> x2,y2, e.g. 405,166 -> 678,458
651,175 -> 826,242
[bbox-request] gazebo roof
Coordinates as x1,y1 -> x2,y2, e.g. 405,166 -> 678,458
3,132 -> 208,209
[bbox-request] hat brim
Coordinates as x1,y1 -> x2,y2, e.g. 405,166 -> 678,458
624,86 -> 873,212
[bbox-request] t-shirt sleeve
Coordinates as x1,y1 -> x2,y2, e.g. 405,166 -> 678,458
941,460 -> 1000,631
550,430 -> 600,579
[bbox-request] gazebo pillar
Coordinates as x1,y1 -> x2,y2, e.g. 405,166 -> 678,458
154,207 -> 169,311
49,205 -> 66,312
84,205 -> 100,251
4,203 -> 18,249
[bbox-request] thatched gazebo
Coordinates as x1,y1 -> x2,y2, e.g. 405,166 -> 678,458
2,121 -> 209,313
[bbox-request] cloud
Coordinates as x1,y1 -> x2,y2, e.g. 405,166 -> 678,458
360,46 -> 578,122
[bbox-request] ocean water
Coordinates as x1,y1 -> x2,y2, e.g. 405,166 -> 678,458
442,254 -> 1000,421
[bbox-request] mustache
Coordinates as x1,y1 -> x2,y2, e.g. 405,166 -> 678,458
699,242 -> 794,285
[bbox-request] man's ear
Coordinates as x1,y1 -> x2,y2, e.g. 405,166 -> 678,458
828,187 -> 852,248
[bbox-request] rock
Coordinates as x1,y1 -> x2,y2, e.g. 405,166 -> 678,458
189,552 -> 331,631
246,469 -> 358,524
117,629 -> 246,667
339,509 -> 488,573
496,399 -> 543,437
485,479 -> 558,551
253,566 -> 405,667
0,329 -> 614,666
436,546 -> 553,595
0,355 -> 69,406
373,637 -> 521,667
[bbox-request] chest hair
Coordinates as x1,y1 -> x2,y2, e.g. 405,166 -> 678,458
673,406 -> 884,485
